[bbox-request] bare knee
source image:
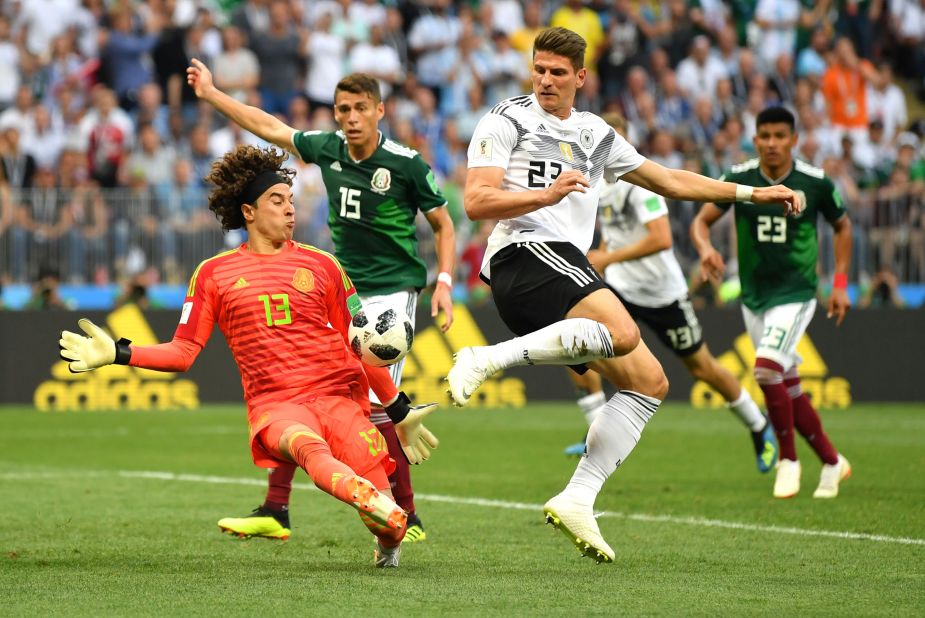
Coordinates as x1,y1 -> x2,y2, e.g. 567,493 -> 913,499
607,320 -> 640,356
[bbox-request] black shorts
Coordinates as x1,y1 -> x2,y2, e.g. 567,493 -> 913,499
611,288 -> 704,357
485,241 -> 609,378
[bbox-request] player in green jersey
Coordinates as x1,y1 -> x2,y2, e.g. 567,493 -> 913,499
691,106 -> 853,500
186,60 -> 456,542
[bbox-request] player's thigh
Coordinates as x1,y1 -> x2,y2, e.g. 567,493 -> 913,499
488,241 -> 609,335
743,300 -> 816,370
249,402 -> 325,466
312,395 -> 393,477
586,337 -> 668,399
361,289 -> 417,403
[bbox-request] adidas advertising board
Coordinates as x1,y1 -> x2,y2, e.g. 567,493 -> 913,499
1,306 -> 922,407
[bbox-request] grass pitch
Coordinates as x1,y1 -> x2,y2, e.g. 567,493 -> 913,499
1,402 -> 923,616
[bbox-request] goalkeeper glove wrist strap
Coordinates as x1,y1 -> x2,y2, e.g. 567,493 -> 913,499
384,391 -> 411,424
114,338 -> 133,365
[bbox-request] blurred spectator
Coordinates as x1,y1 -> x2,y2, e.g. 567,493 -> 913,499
889,0 -> 925,89
866,62 -> 908,142
251,0 -> 303,116
0,15 -> 21,112
459,219 -> 494,302
1,126 -> 37,189
442,29 -> 491,116
115,272 -> 158,310
349,24 -> 402,101
122,123 -> 174,189
153,21 -> 210,125
24,267 -> 72,310
676,35 -> 728,104
61,174 -> 107,283
408,0 -> 462,105
510,0 -> 545,69
381,7 -> 409,67
213,26 -> 260,105
0,85 -> 35,134
836,0 -> 882,60
15,0 -> 78,62
78,86 -> 133,187
753,0 -> 800,71
9,167 -> 65,282
486,30 -> 528,103
768,54 -> 796,103
131,83 -> 169,139
796,26 -> 831,80
288,96 -> 312,131
655,70 -> 692,129
859,266 -> 905,308
181,124 -> 215,189
104,5 -> 162,111
648,129 -> 683,169
598,0 -> 648,99
22,104 -> 64,170
230,0 -> 270,42
660,0 -> 697,67
714,24 -> 741,78
820,37 -> 877,144
304,9 -> 345,111
351,0 -> 388,32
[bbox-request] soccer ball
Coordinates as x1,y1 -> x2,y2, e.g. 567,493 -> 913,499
348,303 -> 414,367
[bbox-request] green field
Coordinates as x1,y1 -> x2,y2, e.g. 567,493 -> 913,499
1,403 -> 923,616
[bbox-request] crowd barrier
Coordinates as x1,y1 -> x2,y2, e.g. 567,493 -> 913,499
2,303 -> 921,410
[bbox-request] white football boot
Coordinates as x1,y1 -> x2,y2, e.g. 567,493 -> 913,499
773,459 -> 802,499
543,493 -> 615,564
813,454 -> 852,499
446,346 -> 493,407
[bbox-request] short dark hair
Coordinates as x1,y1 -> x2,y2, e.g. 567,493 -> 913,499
335,73 -> 381,103
755,106 -> 796,133
533,27 -> 586,71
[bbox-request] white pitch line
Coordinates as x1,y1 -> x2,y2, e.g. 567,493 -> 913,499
3,469 -> 924,547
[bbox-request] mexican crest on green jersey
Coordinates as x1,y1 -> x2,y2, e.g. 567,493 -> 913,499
292,130 -> 447,295
718,158 -> 847,312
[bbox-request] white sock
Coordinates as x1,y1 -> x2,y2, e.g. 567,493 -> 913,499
577,390 -> 607,427
482,318 -> 614,373
728,389 -> 766,432
561,390 -> 660,506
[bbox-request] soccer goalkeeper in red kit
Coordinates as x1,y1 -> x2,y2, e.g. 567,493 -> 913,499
58,145 -> 438,568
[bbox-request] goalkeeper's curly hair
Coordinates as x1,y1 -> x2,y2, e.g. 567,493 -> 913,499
205,145 -> 296,231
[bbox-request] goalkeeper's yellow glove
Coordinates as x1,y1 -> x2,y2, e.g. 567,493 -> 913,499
59,318 -> 133,373
384,392 -> 439,465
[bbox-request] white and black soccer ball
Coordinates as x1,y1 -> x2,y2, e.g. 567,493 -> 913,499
348,303 -> 414,367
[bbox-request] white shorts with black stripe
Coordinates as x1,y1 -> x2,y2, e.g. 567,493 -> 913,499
741,299 -> 816,372
361,289 -> 418,423
485,241 -> 609,337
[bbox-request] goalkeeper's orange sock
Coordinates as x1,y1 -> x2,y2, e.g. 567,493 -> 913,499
269,424 -> 362,505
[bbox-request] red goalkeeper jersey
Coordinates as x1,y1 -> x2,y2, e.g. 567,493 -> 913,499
171,241 -> 367,408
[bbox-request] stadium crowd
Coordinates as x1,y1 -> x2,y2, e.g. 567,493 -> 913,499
0,0 -> 923,306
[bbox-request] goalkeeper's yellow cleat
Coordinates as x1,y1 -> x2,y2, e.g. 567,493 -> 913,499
218,505 -> 291,540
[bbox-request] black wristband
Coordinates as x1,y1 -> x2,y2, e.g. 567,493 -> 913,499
384,391 -> 411,424
114,337 -> 133,365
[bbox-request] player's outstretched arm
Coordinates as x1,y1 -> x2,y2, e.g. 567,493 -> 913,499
622,160 -> 804,215
690,203 -> 728,284
59,319 -> 132,373
186,58 -> 298,155
827,215 -> 853,326
464,166 -> 590,220
60,319 -> 204,373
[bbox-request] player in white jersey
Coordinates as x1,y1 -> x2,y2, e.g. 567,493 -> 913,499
446,27 -> 800,564
563,114 -> 778,475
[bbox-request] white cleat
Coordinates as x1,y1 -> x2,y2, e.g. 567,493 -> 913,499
445,346 -> 493,407
813,454 -> 852,499
543,493 -> 615,564
773,459 -> 801,499
373,541 -> 401,568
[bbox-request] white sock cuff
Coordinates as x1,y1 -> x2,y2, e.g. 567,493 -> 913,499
727,389 -> 752,409
559,318 -> 615,362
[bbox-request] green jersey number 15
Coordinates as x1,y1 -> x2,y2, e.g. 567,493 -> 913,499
339,187 -> 362,219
